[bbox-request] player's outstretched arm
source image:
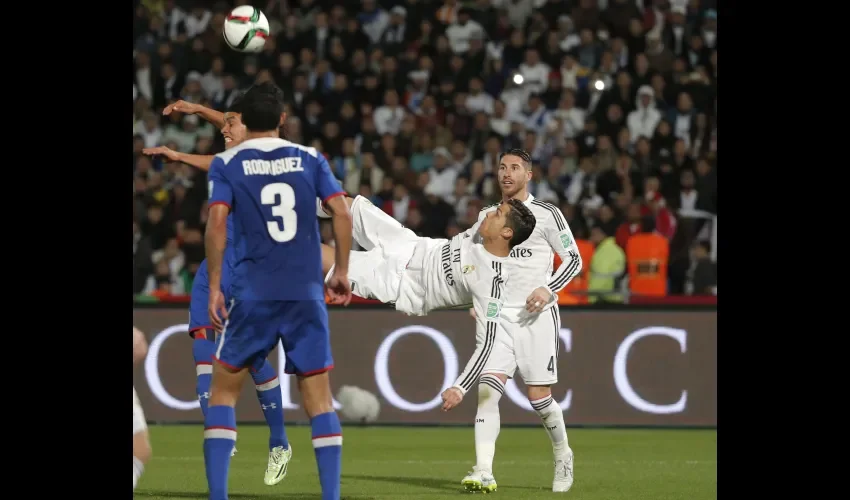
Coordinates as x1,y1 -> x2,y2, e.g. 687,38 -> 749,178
442,268 -> 507,411
133,327 -> 148,365
142,146 -> 215,171
163,100 -> 226,130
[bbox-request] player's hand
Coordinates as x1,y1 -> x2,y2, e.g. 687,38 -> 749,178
326,271 -> 352,306
142,146 -> 181,162
469,307 -> 476,319
441,387 -> 463,412
525,286 -> 555,314
209,289 -> 229,332
163,100 -> 199,116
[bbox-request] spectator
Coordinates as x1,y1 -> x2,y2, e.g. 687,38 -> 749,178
426,148 -> 459,200
373,90 -> 407,136
382,183 -> 417,225
587,225 -> 627,304
627,85 -> 662,144
615,201 -> 646,250
686,241 -> 717,296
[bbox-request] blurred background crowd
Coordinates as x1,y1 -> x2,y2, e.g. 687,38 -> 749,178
133,0 -> 717,300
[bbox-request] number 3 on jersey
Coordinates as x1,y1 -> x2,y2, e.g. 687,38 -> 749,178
261,182 -> 297,242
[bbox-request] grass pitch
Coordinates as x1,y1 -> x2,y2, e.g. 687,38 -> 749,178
135,425 -> 716,499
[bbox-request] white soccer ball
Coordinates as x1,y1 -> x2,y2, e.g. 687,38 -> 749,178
336,386 -> 381,423
223,6 -> 270,53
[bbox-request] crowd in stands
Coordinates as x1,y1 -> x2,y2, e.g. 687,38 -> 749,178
133,0 -> 717,299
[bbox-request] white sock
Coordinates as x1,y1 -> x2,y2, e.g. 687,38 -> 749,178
531,394 -> 569,457
133,456 -> 144,490
474,374 -> 505,472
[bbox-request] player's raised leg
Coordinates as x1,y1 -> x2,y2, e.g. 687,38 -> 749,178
319,195 -> 417,251
133,328 -> 152,491
280,300 -> 342,500
249,357 -> 293,485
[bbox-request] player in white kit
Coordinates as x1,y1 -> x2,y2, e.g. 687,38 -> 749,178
455,149 -> 583,494
133,327 -> 152,491
322,195 -> 536,318
321,195 -> 538,396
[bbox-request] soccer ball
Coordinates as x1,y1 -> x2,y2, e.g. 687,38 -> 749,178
223,6 -> 270,53
336,386 -> 381,423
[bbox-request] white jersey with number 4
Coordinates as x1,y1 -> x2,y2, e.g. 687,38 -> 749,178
474,194 -> 582,323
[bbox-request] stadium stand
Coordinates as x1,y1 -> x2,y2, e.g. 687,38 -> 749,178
133,0 -> 717,301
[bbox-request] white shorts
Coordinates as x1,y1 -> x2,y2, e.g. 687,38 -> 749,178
133,387 -> 147,435
483,306 -> 561,386
328,196 -> 421,305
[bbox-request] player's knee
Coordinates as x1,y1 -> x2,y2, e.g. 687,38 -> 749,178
133,432 -> 152,464
297,372 -> 334,417
192,335 -> 215,362
477,373 -> 506,407
526,385 -> 552,402
208,363 -> 247,407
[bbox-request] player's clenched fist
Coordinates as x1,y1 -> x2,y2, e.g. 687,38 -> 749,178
326,270 -> 352,306
142,146 -> 181,161
163,100 -> 199,116
441,387 -> 463,412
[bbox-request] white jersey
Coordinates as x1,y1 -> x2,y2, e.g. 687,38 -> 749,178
474,194 -> 582,323
395,232 -> 509,317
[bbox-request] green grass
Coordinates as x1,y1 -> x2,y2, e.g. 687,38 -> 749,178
136,425 -> 716,499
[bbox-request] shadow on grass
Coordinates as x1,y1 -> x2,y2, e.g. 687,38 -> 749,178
137,491 -> 374,500
343,473 -> 542,493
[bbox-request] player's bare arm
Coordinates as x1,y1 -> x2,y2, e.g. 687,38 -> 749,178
141,146 -> 215,171
133,327 -> 148,365
324,195 -> 353,306
206,203 -> 230,330
163,100 -> 226,130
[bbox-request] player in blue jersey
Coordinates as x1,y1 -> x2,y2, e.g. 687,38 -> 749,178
203,81 -> 352,500
143,98 -> 293,485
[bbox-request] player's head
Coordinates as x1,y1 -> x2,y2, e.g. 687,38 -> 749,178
498,148 -> 533,199
240,81 -> 287,133
480,198 -> 536,249
222,95 -> 247,149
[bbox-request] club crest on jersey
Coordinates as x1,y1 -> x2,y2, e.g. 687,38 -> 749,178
486,301 -> 500,318
462,265 -> 475,274
560,233 -> 573,248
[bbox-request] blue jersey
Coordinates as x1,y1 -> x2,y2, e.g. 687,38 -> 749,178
208,137 -> 344,301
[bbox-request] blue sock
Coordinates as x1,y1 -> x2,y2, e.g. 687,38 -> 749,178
204,405 -> 236,500
311,411 -> 342,500
192,337 -> 215,417
250,360 -> 289,451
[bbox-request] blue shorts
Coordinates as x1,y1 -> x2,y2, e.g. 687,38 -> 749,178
214,299 -> 333,376
188,259 -> 232,338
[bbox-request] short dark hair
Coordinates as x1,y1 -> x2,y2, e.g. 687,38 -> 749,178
227,93 -> 245,114
504,199 -> 536,248
500,148 -> 532,169
240,81 -> 285,132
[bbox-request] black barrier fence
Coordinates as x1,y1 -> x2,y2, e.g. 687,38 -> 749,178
133,308 -> 716,427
